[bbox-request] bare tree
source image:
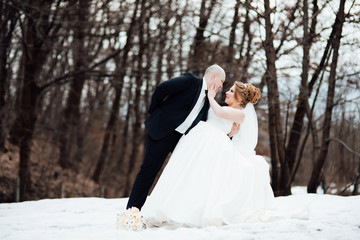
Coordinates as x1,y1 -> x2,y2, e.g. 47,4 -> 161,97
285,0 -> 319,182
8,0 -> 58,201
123,0 -> 148,196
58,0 -> 90,169
92,0 -> 140,183
307,0 -> 347,193
188,0 -> 217,75
284,0 -> 320,189
154,0 -> 173,87
263,0 -> 290,195
223,0 -> 241,89
0,0 -> 18,151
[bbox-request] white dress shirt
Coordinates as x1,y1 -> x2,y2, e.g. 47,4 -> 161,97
175,78 -> 207,134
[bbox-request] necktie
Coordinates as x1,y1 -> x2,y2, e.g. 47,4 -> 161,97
185,90 -> 209,135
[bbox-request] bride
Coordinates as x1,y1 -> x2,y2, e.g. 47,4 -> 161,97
140,81 -> 278,227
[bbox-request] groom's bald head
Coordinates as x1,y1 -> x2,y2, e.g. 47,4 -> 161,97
204,64 -> 226,90
204,64 -> 226,78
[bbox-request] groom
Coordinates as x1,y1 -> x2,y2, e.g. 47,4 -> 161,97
126,64 -> 227,210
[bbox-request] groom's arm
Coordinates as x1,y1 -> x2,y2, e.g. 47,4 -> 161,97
148,74 -> 193,114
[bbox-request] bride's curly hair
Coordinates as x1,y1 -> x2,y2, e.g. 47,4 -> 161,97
234,81 -> 261,108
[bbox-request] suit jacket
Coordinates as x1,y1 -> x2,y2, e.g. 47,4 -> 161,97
145,72 -> 209,140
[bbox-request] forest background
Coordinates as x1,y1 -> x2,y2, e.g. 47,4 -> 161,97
0,0 -> 359,202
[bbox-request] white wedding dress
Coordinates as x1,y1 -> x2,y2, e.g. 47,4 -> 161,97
141,104 -> 306,227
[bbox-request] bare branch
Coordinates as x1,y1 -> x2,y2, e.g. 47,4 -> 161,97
327,137 -> 360,158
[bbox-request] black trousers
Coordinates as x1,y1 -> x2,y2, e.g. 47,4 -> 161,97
126,130 -> 182,210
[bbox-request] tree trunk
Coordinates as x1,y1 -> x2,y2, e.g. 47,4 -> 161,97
239,1 -> 253,83
227,0 -> 240,63
0,1 -> 18,151
11,64 -> 40,201
307,0 -> 346,193
353,160 -> 360,195
58,0 -> 90,169
176,0 -> 189,74
188,0 -> 217,75
222,0 -> 241,91
238,0 -> 250,64
8,0 -> 55,200
286,0 -> 311,173
123,0 -> 147,196
285,0 -> 324,174
263,0 -> 289,196
117,82 -> 133,175
144,20 -> 153,112
92,87 -> 119,182
154,0 -> 172,87
92,0 -> 140,182
285,0 -> 320,188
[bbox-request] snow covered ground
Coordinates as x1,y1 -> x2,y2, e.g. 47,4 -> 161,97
1,187 -> 359,240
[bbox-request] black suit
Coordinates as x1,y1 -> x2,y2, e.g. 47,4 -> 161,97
126,72 -> 209,209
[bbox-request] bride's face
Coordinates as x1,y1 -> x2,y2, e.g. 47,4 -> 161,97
225,86 -> 240,107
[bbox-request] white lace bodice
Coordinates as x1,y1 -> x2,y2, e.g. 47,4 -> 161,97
206,109 -> 233,134
206,105 -> 258,156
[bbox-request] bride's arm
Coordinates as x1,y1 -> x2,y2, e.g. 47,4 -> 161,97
207,84 -> 245,124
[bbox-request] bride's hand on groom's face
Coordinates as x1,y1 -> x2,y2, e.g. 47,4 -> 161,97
207,83 -> 217,99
